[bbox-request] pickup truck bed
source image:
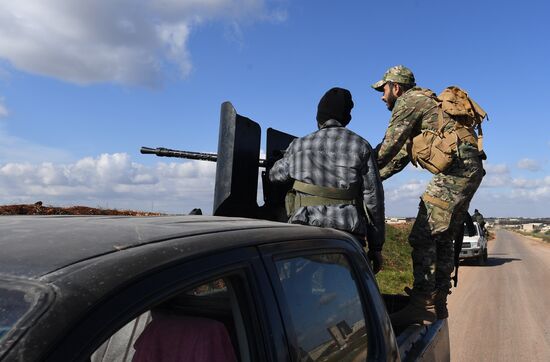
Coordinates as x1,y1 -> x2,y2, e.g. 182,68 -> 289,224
384,294 -> 450,361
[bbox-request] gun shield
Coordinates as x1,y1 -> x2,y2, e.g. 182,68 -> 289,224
213,102 -> 261,218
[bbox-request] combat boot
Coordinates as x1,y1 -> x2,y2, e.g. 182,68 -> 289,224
390,290 -> 436,328
434,290 -> 451,319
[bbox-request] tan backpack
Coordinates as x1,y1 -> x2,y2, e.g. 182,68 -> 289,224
410,86 -> 487,174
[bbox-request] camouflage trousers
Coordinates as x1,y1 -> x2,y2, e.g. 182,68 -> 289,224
409,156 -> 483,294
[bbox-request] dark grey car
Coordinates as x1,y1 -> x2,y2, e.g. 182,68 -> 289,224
1,215 -> 448,361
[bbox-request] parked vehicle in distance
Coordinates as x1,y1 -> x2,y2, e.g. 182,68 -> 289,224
459,221 -> 488,264
0,215 -> 449,361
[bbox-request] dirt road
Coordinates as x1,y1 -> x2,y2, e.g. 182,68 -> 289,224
448,229 -> 550,361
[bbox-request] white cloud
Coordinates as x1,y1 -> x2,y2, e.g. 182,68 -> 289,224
385,179 -> 427,202
510,176 -> 550,195
318,292 -> 337,306
472,173 -> 550,217
480,174 -> 511,188
480,162 -> 511,188
511,178 -> 543,189
1,153 -> 548,217
509,187 -> 550,199
483,163 -> 509,175
517,158 -> 541,171
0,153 -> 217,214
0,0 -> 283,87
379,160 -> 550,217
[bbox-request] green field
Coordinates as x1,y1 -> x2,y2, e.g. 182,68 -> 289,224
375,223 -> 414,295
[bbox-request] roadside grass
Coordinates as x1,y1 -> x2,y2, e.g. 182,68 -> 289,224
534,231 -> 550,242
517,230 -> 550,243
375,223 -> 413,295
376,224 -> 501,294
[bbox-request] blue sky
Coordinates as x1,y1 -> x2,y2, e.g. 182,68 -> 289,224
0,0 -> 549,217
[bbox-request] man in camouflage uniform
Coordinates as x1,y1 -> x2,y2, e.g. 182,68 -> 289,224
372,66 -> 484,326
473,209 -> 487,235
269,87 -> 385,272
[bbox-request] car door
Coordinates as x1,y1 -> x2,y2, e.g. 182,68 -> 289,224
259,238 -> 396,362
43,247 -> 279,362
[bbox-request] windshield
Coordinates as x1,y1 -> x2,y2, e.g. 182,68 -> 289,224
463,223 -> 479,236
0,279 -> 51,349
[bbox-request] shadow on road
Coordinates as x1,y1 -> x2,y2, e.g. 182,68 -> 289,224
460,256 -> 521,267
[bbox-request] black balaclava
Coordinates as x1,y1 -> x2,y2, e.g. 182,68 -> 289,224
316,87 -> 354,127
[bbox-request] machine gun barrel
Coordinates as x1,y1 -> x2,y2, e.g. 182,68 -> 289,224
141,147 -> 219,162
140,146 -> 267,168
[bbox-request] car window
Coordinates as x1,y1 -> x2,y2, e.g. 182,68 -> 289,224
0,288 -> 35,341
463,223 -> 479,236
275,253 -> 369,362
91,275 -> 251,362
0,280 -> 51,347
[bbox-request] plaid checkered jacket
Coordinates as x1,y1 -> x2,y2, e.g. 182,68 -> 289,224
269,120 -> 385,250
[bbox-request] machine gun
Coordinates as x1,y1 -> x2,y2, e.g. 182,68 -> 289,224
140,147 -> 267,168
141,101 -> 295,221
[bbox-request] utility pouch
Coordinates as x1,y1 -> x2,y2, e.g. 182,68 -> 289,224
411,87 -> 489,174
410,128 -> 456,174
285,190 -> 297,217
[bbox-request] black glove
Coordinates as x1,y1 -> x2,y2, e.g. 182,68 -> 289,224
367,250 -> 383,274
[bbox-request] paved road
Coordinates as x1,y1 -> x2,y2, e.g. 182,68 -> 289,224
448,229 -> 550,361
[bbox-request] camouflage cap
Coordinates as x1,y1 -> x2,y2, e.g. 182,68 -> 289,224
371,65 -> 416,92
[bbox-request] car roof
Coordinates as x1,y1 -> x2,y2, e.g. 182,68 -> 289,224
0,215 -> 350,279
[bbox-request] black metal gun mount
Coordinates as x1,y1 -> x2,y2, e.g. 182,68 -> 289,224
141,101 -> 296,221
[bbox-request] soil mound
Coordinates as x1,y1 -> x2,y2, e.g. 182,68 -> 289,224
0,202 -> 161,216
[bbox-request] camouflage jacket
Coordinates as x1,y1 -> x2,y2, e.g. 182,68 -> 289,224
269,119 -> 385,250
473,211 -> 485,226
377,87 -> 478,180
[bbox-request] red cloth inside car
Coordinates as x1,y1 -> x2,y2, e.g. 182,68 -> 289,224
132,312 -> 237,362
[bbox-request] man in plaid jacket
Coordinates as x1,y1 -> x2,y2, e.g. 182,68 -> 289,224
269,87 -> 385,272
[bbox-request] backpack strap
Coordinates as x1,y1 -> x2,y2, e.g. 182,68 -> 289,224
476,123 -> 487,159
436,104 -> 450,134
477,123 -> 484,153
